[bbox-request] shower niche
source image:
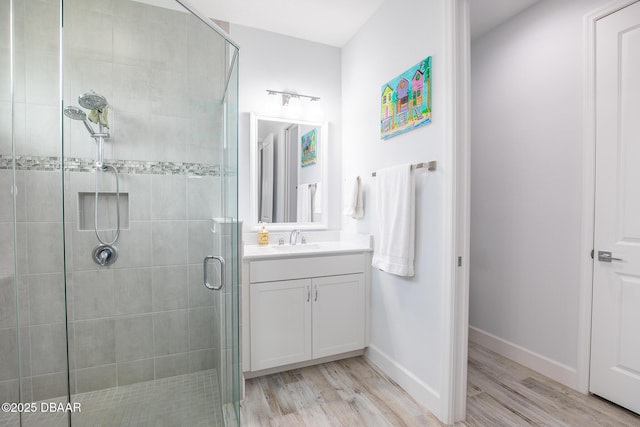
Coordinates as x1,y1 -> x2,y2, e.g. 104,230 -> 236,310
78,192 -> 130,231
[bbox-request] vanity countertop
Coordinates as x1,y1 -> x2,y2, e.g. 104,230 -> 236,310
243,240 -> 372,260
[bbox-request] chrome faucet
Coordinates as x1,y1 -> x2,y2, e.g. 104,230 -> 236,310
289,229 -> 301,245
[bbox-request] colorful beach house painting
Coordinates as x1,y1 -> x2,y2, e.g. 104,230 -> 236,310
300,128 -> 317,167
380,56 -> 432,140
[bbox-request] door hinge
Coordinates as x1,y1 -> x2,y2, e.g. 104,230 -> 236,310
458,256 -> 462,267
591,249 -> 594,260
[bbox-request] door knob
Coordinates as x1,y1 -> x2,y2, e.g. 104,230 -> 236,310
597,251 -> 623,262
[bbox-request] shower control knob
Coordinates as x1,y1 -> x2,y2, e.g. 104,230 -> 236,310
92,244 -> 118,267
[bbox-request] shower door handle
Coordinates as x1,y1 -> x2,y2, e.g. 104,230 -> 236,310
204,255 -> 225,291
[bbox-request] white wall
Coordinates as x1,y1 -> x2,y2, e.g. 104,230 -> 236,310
230,24 -> 342,230
342,0 -> 447,414
470,0 -> 608,386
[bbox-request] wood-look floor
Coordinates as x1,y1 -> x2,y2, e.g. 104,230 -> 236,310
240,342 -> 640,426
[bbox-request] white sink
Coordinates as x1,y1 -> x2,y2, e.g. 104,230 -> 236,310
271,243 -> 321,252
243,240 -> 371,260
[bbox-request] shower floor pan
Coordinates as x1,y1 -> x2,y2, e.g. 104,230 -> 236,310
1,369 -> 223,427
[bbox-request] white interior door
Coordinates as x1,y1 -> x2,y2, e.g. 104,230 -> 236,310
590,0 -> 640,414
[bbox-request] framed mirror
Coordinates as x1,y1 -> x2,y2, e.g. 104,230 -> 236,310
249,113 -> 329,231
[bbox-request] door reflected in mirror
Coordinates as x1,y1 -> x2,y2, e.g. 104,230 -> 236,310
249,114 -> 328,231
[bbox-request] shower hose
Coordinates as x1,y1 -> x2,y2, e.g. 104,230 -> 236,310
94,163 -> 120,246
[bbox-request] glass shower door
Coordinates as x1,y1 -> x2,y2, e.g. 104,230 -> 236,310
219,40 -> 241,425
59,1 -> 241,426
1,0 -> 239,424
3,0 -> 71,425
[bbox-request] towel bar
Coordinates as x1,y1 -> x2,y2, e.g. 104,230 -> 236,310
295,183 -> 318,189
371,161 -> 437,177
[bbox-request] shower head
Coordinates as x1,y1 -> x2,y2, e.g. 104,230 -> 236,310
63,106 -> 87,121
64,105 -> 96,135
78,91 -> 108,111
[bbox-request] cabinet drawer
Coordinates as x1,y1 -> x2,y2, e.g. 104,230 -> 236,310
250,253 -> 365,283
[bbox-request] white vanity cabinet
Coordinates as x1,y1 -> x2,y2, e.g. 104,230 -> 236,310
250,278 -> 312,370
311,274 -> 365,359
244,252 -> 370,374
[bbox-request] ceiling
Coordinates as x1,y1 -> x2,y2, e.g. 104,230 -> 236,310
187,0 -> 385,47
469,0 -> 541,40
178,0 -> 540,47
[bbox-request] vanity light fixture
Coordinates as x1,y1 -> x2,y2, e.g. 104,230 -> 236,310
266,90 -> 320,106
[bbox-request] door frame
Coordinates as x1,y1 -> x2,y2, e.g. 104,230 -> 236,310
577,0 -> 640,394
442,0 -> 471,423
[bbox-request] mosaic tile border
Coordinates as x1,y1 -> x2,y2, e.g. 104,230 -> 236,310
0,155 -> 236,177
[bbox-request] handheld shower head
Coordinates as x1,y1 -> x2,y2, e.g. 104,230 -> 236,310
63,106 -> 86,120
64,105 -> 96,135
78,91 -> 108,112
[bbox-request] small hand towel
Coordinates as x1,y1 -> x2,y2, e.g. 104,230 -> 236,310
353,177 -> 364,219
371,164 -> 415,276
343,176 -> 364,219
313,182 -> 322,214
88,106 -> 109,129
297,183 -> 312,223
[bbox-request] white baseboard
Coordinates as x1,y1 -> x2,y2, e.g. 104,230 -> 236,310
468,326 -> 578,390
244,350 -> 364,379
365,345 -> 442,420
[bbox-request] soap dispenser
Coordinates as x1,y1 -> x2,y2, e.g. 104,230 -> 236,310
258,223 -> 269,245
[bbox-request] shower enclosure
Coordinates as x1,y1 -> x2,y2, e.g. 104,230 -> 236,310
0,0 -> 240,426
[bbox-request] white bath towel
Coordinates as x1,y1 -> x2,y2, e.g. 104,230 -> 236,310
297,183 -> 312,222
343,176 -> 364,219
371,164 -> 415,276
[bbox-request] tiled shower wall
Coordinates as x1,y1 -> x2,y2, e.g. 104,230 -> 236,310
0,0 -> 232,403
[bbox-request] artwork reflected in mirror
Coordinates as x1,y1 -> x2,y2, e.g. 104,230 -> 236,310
250,114 -> 328,230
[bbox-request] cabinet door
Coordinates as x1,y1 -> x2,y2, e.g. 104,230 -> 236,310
312,273 -> 365,359
250,278 -> 312,371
